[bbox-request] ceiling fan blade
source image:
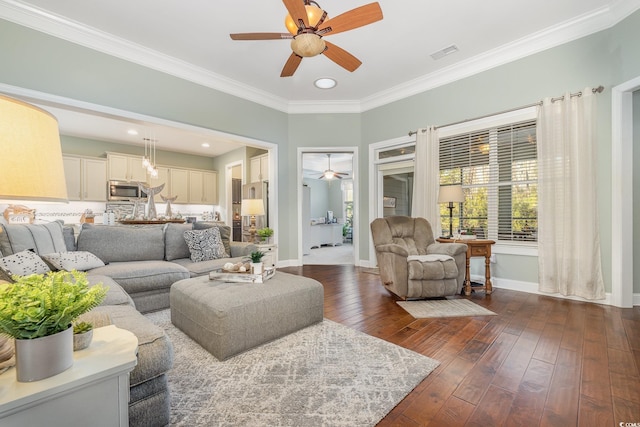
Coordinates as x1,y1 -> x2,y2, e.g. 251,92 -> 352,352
318,2 -> 383,36
281,53 -> 303,77
230,33 -> 292,40
323,41 -> 362,72
282,0 -> 309,28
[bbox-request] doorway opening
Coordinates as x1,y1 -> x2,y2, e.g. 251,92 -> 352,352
298,148 -> 358,265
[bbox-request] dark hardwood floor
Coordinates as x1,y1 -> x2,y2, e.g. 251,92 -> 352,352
280,265 -> 640,427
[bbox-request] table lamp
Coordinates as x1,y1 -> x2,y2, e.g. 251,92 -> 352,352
241,198 -> 265,243
0,95 -> 68,209
438,185 -> 465,238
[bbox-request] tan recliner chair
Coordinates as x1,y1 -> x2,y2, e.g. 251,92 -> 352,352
370,216 -> 467,299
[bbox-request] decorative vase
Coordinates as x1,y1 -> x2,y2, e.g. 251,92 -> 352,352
251,262 -> 263,275
73,329 -> 93,351
15,326 -> 73,382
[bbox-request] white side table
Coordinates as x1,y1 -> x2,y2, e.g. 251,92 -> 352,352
255,243 -> 278,267
0,325 -> 138,427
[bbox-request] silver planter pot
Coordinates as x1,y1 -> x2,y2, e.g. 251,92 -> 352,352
15,326 -> 73,382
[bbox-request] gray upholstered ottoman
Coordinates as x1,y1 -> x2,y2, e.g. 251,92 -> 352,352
170,271 -> 324,360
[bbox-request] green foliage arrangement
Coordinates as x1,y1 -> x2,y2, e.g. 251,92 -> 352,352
0,271 -> 108,340
256,227 -> 274,240
249,251 -> 265,263
73,321 -> 93,335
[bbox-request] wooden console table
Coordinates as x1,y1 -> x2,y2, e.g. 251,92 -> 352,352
437,238 -> 496,296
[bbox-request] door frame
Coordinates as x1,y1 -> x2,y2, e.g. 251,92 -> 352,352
611,76 -> 640,307
297,146 -> 359,266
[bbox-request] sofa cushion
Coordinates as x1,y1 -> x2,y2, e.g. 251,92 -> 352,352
0,221 -> 67,256
164,223 -> 192,261
183,227 -> 227,262
88,260 -> 190,295
41,251 -> 105,271
193,222 -> 232,257
0,249 -> 51,276
87,274 -> 135,307
62,225 -> 77,251
89,305 -> 173,388
77,224 -> 165,263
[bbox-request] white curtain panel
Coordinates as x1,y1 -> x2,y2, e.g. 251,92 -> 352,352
537,88 -> 605,299
411,126 -> 441,236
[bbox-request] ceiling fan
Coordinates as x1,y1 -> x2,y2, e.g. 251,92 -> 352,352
319,154 -> 348,180
230,0 -> 383,77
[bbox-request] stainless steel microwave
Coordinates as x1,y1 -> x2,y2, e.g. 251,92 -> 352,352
107,180 -> 148,201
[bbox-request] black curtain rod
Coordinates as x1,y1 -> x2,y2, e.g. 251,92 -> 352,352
408,85 -> 604,137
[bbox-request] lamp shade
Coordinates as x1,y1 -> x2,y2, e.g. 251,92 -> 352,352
0,95 -> 68,202
241,199 -> 265,216
438,185 -> 465,204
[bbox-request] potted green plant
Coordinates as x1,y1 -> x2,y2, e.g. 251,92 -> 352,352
0,270 -> 108,382
256,227 -> 274,243
249,251 -> 265,275
73,321 -> 94,351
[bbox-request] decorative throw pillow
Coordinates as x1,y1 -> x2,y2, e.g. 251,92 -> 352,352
41,251 -> 105,271
183,227 -> 227,262
0,249 -> 51,276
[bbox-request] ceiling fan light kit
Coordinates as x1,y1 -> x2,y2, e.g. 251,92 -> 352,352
291,33 -> 326,57
230,0 -> 383,77
284,2 -> 326,35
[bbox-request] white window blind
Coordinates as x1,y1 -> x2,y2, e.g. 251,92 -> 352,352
439,119 -> 537,242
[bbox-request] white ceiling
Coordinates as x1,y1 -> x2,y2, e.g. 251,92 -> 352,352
1,0 -> 637,160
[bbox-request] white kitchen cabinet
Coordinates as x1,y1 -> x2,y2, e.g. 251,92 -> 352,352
189,170 -> 218,204
170,168 -> 189,204
107,153 -> 147,183
63,156 -> 107,201
151,166 -> 170,202
250,154 -> 269,183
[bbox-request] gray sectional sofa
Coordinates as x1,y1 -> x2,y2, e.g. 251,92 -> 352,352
0,220 -> 256,427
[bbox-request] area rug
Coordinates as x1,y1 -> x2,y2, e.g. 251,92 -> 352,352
397,298 -> 497,318
146,309 -> 439,426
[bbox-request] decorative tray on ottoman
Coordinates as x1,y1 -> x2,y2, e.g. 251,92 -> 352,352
209,267 -> 276,284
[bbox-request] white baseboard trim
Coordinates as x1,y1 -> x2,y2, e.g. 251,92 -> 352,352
277,259 -> 377,268
471,274 -> 615,306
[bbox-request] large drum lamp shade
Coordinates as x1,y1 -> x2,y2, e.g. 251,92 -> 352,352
0,95 -> 68,202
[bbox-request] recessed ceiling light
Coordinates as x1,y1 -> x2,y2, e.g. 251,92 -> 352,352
314,78 -> 337,89
201,143 -> 210,148
127,129 -> 138,135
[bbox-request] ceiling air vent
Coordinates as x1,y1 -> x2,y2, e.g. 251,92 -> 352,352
430,45 -> 459,60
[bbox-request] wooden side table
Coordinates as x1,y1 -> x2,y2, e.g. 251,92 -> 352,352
437,238 -> 496,296
0,325 -> 138,427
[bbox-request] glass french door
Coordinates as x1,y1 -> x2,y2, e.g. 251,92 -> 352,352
377,161 -> 414,218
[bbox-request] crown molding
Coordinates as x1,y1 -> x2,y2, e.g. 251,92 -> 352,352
1,0 -> 638,114
360,1 -> 639,112
0,0 -> 290,112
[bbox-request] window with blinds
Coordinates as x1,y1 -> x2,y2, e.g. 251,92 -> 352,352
439,119 -> 537,242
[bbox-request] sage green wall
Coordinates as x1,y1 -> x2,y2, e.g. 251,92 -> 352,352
61,135 -> 215,170
634,90 -> 640,293
285,114 -> 361,258
0,20 -> 287,143
362,10 -> 640,292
